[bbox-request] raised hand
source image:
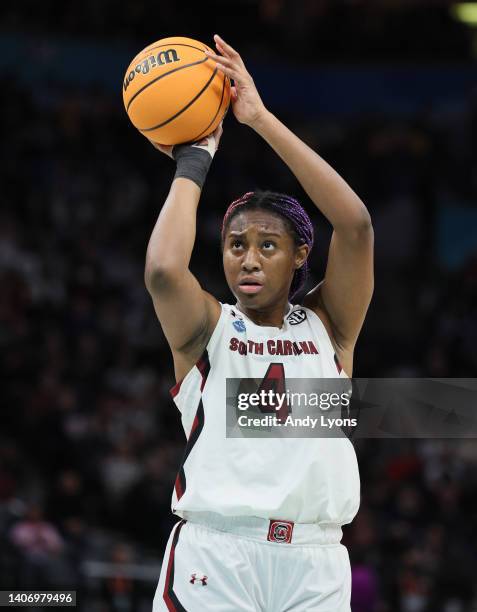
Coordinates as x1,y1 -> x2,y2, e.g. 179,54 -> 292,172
148,122 -> 224,157
205,34 -> 267,129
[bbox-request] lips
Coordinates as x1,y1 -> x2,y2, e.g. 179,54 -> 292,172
238,278 -> 264,295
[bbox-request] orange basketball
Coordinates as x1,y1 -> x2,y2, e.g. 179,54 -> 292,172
123,36 -> 231,146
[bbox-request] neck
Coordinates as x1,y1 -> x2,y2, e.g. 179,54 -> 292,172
236,300 -> 290,328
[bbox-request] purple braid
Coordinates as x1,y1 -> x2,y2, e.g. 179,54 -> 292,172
221,190 -> 314,300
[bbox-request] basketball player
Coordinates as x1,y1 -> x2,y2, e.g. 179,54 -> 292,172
146,34 -> 373,611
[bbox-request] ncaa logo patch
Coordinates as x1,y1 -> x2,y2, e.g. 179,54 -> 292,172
287,309 -> 307,325
233,320 -> 246,333
267,520 -> 294,543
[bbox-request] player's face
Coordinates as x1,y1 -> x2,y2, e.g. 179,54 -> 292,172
222,210 -> 299,309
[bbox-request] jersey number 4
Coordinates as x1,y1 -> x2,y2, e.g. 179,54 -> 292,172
257,363 -> 290,421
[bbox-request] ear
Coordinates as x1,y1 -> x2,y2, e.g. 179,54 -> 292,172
295,244 -> 310,270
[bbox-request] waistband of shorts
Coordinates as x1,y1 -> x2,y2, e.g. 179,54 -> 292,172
180,511 -> 343,546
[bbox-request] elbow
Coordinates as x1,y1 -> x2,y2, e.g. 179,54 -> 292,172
354,215 -> 373,244
144,266 -> 163,294
356,211 -> 373,237
336,208 -> 373,241
348,200 -> 373,236
144,260 -> 178,294
354,204 -> 372,232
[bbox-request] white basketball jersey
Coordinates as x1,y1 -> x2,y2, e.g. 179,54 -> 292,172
170,303 -> 360,525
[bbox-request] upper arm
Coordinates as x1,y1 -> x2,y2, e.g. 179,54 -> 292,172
304,222 -> 374,350
147,268 -> 221,372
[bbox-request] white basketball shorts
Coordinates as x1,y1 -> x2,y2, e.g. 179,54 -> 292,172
152,512 -> 351,611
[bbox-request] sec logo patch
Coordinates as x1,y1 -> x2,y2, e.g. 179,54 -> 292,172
287,309 -> 307,325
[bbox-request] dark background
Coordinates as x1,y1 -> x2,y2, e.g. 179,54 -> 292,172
0,1 -> 476,610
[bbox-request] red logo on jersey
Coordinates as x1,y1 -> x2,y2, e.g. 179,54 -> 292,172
190,573 -> 208,585
229,337 -> 318,357
267,520 -> 294,543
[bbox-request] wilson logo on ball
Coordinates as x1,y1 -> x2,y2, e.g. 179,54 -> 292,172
123,49 -> 180,92
123,36 -> 231,146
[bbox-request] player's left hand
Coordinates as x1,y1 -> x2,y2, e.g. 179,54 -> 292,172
205,35 -> 267,129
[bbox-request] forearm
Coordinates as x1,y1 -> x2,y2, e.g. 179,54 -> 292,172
145,177 -> 200,284
252,111 -> 371,231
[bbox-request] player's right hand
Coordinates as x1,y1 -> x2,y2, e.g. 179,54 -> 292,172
148,140 -> 174,158
148,122 -> 223,159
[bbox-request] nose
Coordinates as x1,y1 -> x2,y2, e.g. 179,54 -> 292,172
241,246 -> 261,272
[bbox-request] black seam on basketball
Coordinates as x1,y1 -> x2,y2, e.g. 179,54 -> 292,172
139,66 -> 219,133
126,56 -> 209,112
188,73 -> 227,142
131,42 -> 208,65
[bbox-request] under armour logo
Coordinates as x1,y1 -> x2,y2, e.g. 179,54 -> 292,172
190,573 -> 208,586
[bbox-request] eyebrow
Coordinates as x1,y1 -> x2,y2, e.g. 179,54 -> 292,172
228,230 -> 282,238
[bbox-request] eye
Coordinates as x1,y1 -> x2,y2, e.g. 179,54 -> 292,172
262,240 -> 275,250
231,239 -> 243,249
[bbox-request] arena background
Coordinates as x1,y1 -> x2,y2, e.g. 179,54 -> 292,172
0,1 -> 476,610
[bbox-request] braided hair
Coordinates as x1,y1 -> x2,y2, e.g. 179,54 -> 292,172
221,190 -> 314,300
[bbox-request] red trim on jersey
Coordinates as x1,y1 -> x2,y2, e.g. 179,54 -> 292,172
163,520 -> 187,611
173,350 -> 210,502
169,350 -> 211,398
174,471 -> 185,501
334,353 -> 343,374
174,399 -> 205,501
170,379 -> 182,399
196,354 -> 210,391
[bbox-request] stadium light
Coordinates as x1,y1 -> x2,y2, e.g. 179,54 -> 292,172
451,2 -> 477,26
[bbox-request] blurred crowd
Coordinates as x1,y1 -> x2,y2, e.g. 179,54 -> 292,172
0,13 -> 477,610
0,0 -> 472,61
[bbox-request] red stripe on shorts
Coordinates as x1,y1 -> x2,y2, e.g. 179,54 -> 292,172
163,520 -> 187,612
